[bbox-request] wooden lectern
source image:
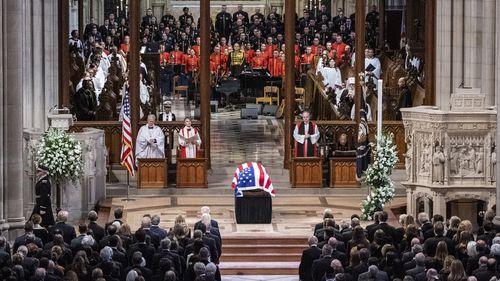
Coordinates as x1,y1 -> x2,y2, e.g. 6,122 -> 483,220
137,158 -> 167,188
330,157 -> 360,187
176,149 -> 208,188
291,157 -> 323,188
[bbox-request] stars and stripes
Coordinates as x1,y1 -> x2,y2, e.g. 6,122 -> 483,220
120,87 -> 135,176
231,162 -> 275,197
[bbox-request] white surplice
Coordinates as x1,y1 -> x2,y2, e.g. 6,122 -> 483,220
135,125 -> 165,159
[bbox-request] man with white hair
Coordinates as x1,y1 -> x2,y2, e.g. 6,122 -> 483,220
150,214 -> 168,243
136,114 -> 165,159
194,206 -> 219,230
87,210 -> 105,242
299,236 -> 321,281
358,265 -> 389,281
48,210 -> 76,245
311,244 -> 334,281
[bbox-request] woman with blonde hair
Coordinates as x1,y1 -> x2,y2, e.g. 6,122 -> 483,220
447,259 -> 467,281
439,255 -> 456,281
117,223 -> 133,248
431,240 -> 448,272
172,215 -> 191,248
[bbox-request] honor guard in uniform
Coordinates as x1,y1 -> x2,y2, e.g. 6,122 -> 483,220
31,165 -> 55,227
216,5 -> 232,42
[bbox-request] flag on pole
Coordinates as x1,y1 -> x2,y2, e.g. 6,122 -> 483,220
400,9 -> 406,39
120,87 -> 135,176
231,162 -> 275,197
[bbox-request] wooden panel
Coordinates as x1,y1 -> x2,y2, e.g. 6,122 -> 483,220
330,157 -> 360,188
176,158 -> 208,188
137,158 -> 167,188
291,157 -> 322,188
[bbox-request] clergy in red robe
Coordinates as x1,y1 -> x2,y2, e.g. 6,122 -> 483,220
178,117 -> 202,158
293,110 -> 320,157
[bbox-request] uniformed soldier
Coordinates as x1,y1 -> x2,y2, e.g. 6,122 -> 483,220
215,5 -> 232,42
31,165 -> 55,228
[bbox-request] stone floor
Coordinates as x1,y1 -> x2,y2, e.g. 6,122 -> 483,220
106,194 -> 406,237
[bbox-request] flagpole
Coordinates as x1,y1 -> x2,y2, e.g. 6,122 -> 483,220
122,169 -> 135,202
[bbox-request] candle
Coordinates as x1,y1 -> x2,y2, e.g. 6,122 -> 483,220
116,5 -> 119,16
120,0 -> 123,12
377,79 -> 383,142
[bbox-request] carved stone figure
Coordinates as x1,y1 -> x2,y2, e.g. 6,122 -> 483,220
404,137 -> 412,180
459,148 -> 469,175
475,147 -> 484,174
449,146 -> 459,175
432,145 -> 445,183
492,147 -> 497,182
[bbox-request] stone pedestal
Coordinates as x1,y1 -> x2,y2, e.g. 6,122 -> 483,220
401,88 -> 496,218
23,128 -> 106,224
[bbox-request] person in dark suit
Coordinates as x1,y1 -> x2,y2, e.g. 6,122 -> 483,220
70,224 -> 88,254
48,210 -> 76,245
473,258 -> 499,281
152,238 -> 183,278
313,209 -> 335,234
351,248 -> 370,280
31,165 -> 55,227
73,78 -> 97,121
311,244 -> 334,281
105,208 -> 124,233
299,236 -> 321,281
417,212 -> 432,238
405,252 -> 426,278
194,228 -> 218,264
372,211 -> 397,243
423,221 -> 455,257
108,235 -> 128,268
194,206 -> 220,230
126,229 -> 155,267
31,214 -> 50,244
366,211 -> 381,242
87,210 -> 105,243
328,238 -> 347,267
123,252 -> 153,281
13,222 -> 43,253
358,265 -> 389,281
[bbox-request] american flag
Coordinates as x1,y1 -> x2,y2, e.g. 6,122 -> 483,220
120,87 -> 135,176
231,162 -> 275,197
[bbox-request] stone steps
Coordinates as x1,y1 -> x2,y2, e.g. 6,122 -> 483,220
218,237 -> 306,275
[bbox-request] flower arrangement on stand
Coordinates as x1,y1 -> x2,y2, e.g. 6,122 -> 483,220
35,127 -> 83,184
360,133 -> 398,220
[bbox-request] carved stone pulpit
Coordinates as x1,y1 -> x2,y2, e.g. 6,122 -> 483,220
401,88 -> 496,219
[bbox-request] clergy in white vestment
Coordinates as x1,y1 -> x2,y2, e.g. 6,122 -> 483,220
135,114 -> 165,159
293,110 -> 320,157
322,59 -> 343,96
364,48 -> 381,89
178,117 -> 202,158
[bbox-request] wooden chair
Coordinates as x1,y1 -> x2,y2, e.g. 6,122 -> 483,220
172,75 -> 188,100
264,86 -> 280,105
295,87 -> 305,104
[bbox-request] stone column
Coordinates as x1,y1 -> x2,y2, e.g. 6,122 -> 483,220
284,0 -> 296,169
451,0 -> 464,95
200,0 -> 211,168
0,0 -> 5,228
463,0 -> 481,88
432,191 -> 447,218
481,0 -> 496,106
435,0 -> 452,109
354,0 -> 365,122
4,0 -> 26,231
406,188 -> 414,216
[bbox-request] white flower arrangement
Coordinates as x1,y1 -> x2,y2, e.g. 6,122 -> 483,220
35,127 -> 83,184
360,133 -> 398,220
